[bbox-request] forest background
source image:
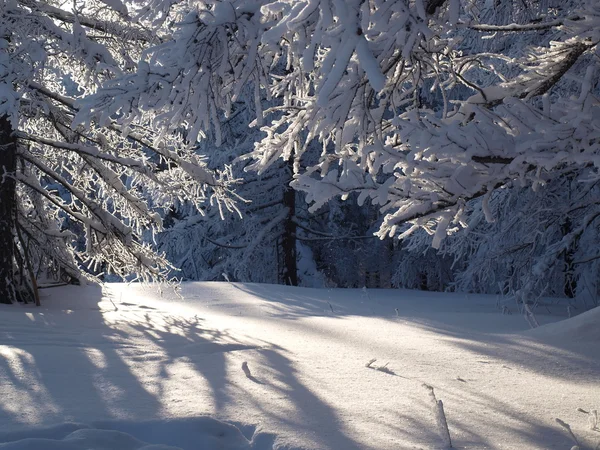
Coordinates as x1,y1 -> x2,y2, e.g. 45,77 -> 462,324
0,0 -> 599,309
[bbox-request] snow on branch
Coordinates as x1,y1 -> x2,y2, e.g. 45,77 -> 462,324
17,132 -> 150,171
13,0 -> 596,291
466,19 -> 564,32
19,0 -> 155,43
0,0 -> 253,293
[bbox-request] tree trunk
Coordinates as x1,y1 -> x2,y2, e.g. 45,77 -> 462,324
0,115 -> 16,304
281,159 -> 297,286
561,177 -> 577,299
561,216 -> 577,299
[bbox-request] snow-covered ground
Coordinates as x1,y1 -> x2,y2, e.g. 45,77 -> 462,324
0,283 -> 598,449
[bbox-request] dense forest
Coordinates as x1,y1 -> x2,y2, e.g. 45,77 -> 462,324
0,0 -> 599,306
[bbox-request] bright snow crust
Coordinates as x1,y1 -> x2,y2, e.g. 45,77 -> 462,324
0,283 -> 597,449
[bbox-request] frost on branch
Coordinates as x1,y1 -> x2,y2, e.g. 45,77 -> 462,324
242,0 -> 600,263
44,0 -> 600,298
76,0 -> 275,147
245,0 -> 599,296
0,0 -> 241,304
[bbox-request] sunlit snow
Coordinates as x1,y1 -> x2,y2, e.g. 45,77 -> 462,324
0,283 -> 598,449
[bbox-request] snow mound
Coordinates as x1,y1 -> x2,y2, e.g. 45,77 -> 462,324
526,306 -> 600,341
0,418 -> 278,450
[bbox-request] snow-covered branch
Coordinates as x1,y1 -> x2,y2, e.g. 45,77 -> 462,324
466,20 -> 564,32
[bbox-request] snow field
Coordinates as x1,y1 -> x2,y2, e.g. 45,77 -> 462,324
0,283 -> 597,449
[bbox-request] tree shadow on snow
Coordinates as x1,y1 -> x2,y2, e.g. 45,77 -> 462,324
402,316 -> 600,384
0,284 -> 159,428
0,282 -> 592,449
0,283 -> 364,449
227,283 -> 354,319
0,284 -> 235,432
383,318 -> 599,448
229,283 -> 599,385
237,347 -> 367,450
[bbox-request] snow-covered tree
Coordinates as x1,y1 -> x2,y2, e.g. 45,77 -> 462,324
394,175 -> 600,303
155,106 -> 294,285
80,0 -> 600,297
156,100 -> 381,288
384,0 -> 600,300
0,0 -> 237,304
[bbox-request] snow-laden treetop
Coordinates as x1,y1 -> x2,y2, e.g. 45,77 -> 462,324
80,0 -> 600,250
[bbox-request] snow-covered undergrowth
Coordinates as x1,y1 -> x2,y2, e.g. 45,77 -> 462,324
0,283 -> 598,449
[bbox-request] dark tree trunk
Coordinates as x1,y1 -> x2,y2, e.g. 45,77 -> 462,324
281,159 -> 297,286
561,176 -> 577,299
0,115 -> 17,304
561,216 -> 577,299
426,0 -> 447,15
